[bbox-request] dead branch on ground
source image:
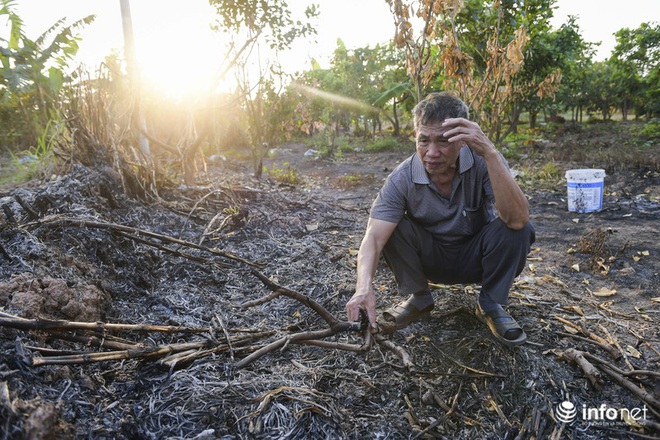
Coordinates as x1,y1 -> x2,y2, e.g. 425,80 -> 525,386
0,312 -> 207,334
554,316 -> 619,358
0,268 -> 381,370
559,348 -> 603,389
558,347 -> 660,417
243,267 -> 419,372
23,215 -> 262,268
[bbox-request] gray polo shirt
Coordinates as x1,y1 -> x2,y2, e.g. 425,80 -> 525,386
370,146 -> 500,245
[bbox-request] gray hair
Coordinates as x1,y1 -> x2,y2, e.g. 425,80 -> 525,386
412,92 -> 469,129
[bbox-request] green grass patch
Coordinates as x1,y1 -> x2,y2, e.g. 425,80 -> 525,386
640,119 -> 660,140
304,133 -> 351,158
501,127 -> 545,160
335,173 -> 375,189
263,162 -> 301,185
1,118 -> 65,187
515,160 -> 564,192
364,136 -> 412,153
0,151 -> 55,187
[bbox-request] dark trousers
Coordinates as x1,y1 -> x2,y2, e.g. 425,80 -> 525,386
381,217 -> 535,306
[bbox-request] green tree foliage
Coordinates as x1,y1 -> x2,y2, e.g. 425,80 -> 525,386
0,0 -> 94,149
237,65 -> 300,177
583,61 -> 618,121
209,0 -> 318,50
327,41 -> 403,138
3,0 -> 658,189
610,22 -> 660,118
292,41 -> 404,154
208,0 -> 319,177
292,53 -> 356,156
552,18 -> 596,123
290,59 -> 333,138
513,14 -> 592,128
368,43 -> 411,136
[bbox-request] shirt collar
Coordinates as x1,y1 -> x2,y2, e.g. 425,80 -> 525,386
411,146 -> 475,184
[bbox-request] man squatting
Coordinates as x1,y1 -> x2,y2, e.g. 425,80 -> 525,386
346,91 -> 535,346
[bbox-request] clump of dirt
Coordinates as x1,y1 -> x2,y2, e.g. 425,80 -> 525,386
0,127 -> 659,439
0,274 -> 109,321
22,400 -> 74,440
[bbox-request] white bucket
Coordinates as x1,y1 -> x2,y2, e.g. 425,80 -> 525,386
565,169 -> 606,212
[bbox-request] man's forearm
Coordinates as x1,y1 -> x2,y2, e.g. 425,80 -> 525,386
483,150 -> 529,229
355,239 -> 380,295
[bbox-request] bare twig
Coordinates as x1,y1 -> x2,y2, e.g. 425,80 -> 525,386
0,312 -> 207,334
556,331 -> 620,359
30,341 -> 213,366
0,381 -> 16,416
559,348 -> 660,418
554,317 -> 619,358
214,314 -> 234,361
578,352 -> 660,414
13,195 -> 38,220
230,268 -> 366,369
234,325 -> 360,370
24,215 -> 262,268
486,393 -> 511,427
47,331 -> 139,351
116,231 -> 233,269
299,329 -> 372,352
420,379 -> 480,427
248,269 -> 341,327
430,341 -> 504,378
373,333 -> 415,371
241,289 -> 284,309
158,332 -> 275,369
559,348 -> 603,389
597,363 -> 660,417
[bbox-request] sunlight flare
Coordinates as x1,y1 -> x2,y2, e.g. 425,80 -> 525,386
131,5 -> 229,100
290,82 -> 380,114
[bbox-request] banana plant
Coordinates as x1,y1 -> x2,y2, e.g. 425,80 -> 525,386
0,0 -> 94,149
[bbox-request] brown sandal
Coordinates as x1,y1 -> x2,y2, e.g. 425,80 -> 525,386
382,297 -> 434,329
475,303 -> 527,347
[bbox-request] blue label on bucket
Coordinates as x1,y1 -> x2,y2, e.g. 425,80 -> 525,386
567,182 -> 603,189
567,181 -> 603,212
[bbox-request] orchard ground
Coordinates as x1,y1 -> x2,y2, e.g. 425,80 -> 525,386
0,121 -> 658,438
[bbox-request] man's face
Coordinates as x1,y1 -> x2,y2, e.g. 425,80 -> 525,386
415,121 -> 462,177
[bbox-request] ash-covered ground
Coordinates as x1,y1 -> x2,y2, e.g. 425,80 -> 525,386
1,140 -> 658,439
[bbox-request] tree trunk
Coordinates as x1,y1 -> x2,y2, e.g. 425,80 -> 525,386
120,0 -> 150,158
254,155 -> 263,179
508,104 -> 522,135
529,111 -> 538,129
392,100 -> 400,136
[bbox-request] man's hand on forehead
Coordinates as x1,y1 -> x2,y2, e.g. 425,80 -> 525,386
439,118 -> 497,156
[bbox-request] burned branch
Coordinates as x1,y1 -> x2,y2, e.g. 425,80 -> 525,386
558,348 -> 603,389
0,311 -> 207,334
24,215 -> 262,268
